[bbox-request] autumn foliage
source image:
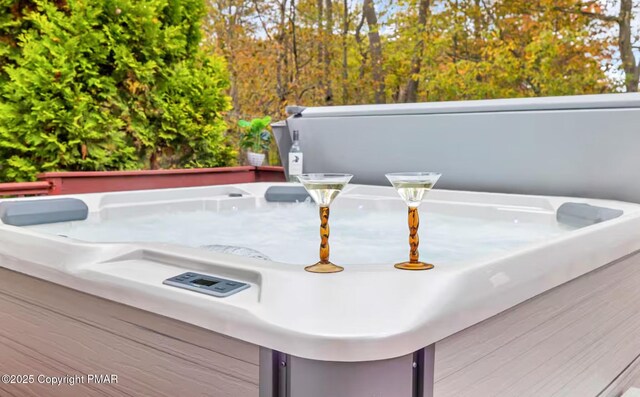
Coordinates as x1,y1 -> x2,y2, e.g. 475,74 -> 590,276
206,0 -> 635,122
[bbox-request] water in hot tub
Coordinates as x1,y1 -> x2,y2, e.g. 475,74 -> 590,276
28,202 -> 573,265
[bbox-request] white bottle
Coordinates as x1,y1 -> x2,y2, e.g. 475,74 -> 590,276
288,130 -> 303,182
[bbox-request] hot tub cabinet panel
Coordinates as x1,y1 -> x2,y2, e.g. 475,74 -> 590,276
0,267 -> 260,397
2,182 -> 640,396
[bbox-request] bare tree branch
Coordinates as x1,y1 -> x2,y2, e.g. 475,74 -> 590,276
553,5 -> 620,23
252,0 -> 274,42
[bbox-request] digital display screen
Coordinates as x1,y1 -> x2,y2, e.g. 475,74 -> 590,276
192,278 -> 218,287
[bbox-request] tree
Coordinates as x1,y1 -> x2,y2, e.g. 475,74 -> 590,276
400,0 -> 430,103
558,0 -> 639,92
204,0 -> 253,115
323,0 -> 333,104
204,0 -> 621,128
418,0 -> 611,100
340,0 -> 349,103
363,0 -> 385,103
0,0 -> 233,181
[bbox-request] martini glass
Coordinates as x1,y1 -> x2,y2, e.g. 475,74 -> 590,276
386,172 -> 441,270
297,173 -> 353,273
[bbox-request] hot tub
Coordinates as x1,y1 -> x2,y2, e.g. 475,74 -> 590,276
2,182 -> 640,397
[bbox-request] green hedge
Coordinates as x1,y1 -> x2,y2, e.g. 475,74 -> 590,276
0,0 -> 234,181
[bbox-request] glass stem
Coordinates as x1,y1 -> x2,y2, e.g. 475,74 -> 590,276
319,206 -> 330,264
408,207 -> 420,263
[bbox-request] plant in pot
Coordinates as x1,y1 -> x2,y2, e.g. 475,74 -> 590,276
239,116 -> 272,166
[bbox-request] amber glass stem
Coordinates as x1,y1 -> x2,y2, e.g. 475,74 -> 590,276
408,207 -> 420,263
319,206 -> 330,264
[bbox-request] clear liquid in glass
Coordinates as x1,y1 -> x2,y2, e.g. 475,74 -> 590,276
303,182 -> 348,207
389,181 -> 434,207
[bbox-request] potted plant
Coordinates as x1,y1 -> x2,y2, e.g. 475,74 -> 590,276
239,116 -> 272,166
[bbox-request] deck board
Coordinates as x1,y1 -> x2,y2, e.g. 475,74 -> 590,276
434,252 -> 640,397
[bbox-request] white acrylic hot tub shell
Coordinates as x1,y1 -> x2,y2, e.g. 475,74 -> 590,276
1,182 -> 640,362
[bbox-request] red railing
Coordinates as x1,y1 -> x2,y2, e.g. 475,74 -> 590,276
0,181 -> 52,197
0,166 -> 285,197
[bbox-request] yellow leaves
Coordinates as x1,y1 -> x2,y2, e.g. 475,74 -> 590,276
521,15 -> 538,32
581,2 -> 603,15
205,0 -> 616,123
125,80 -> 147,95
127,80 -> 139,94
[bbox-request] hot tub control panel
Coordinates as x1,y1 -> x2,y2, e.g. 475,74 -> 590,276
163,272 -> 249,298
